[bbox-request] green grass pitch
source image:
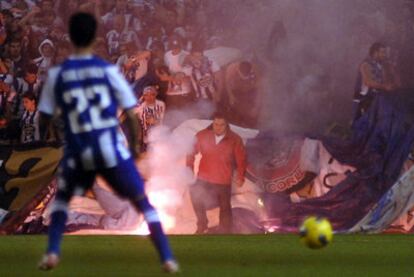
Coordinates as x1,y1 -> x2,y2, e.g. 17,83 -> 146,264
0,234 -> 413,276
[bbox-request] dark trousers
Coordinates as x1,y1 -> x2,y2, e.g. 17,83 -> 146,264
189,179 -> 232,233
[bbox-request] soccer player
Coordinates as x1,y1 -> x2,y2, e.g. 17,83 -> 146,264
37,12 -> 179,273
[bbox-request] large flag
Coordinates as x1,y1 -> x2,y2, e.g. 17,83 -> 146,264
0,143 -> 62,233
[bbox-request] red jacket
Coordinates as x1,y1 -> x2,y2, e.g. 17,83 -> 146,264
187,125 -> 246,185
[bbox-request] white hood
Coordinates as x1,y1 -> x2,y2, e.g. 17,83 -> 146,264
38,39 -> 55,57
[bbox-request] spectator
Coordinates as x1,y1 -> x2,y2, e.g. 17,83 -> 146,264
144,21 -> 168,53
187,112 -> 246,234
117,14 -> 142,50
126,51 -> 160,99
163,36 -> 188,74
149,40 -> 166,69
183,45 -> 221,104
1,8 -> 13,30
14,62 -> 41,93
20,91 -> 40,144
4,37 -> 27,78
38,0 -> 55,14
33,38 -> 55,82
19,7 -> 49,44
12,63 -> 41,118
106,14 -> 142,61
126,1 -> 144,35
105,14 -> 124,59
135,86 -> 166,151
174,23 -> 198,52
0,73 -> 14,120
5,10 -> 22,39
101,0 -> 130,30
45,21 -> 65,48
353,42 -> 401,121
116,41 -> 138,78
42,10 -> 64,30
224,61 -> 262,128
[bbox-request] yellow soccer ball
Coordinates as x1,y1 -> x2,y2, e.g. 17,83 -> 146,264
299,216 -> 333,249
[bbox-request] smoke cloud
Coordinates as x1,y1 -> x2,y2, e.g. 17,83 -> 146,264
136,0 -> 414,233
203,0 -> 412,133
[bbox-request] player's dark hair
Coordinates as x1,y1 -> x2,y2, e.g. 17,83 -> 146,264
69,12 -> 97,48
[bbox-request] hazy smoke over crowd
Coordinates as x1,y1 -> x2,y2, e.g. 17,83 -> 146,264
134,0 -> 414,233
202,0 -> 413,133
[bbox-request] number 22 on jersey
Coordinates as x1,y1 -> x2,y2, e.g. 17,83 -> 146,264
63,85 -> 118,134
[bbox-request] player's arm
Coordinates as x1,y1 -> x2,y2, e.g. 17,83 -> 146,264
105,65 -> 142,158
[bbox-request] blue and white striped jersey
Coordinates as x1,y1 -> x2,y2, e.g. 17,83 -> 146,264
38,54 -> 137,170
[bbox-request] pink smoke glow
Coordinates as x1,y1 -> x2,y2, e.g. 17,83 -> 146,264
131,125 -> 196,235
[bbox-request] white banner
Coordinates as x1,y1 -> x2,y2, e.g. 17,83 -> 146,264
349,166 -> 414,233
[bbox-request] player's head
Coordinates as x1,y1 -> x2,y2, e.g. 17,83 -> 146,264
68,12 -> 97,48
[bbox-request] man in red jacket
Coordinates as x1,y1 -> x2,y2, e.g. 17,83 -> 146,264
187,112 -> 246,234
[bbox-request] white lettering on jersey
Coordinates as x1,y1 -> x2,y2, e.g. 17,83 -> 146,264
62,67 -> 105,82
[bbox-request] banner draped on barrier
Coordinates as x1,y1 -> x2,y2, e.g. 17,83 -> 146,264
0,143 -> 62,234
0,92 -> 413,234
275,91 -> 414,231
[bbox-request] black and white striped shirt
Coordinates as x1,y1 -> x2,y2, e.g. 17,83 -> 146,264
20,109 -> 40,144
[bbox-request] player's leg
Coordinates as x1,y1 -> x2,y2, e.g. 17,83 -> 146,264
101,159 -> 178,272
39,166 -> 95,270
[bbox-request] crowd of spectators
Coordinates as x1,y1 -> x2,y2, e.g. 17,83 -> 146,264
0,0 -> 262,147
